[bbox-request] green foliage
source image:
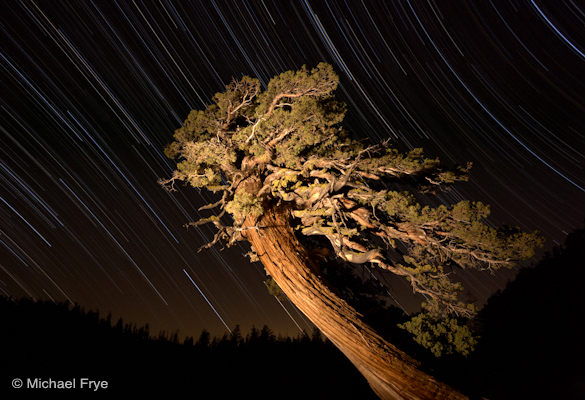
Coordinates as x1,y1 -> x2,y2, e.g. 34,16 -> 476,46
271,172 -> 300,191
213,76 -> 260,115
172,108 -> 218,146
225,192 -> 263,221
400,258 -> 463,306
382,191 -> 420,219
255,63 -> 339,116
398,312 -> 477,357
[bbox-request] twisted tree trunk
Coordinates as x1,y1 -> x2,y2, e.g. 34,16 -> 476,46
243,203 -> 466,400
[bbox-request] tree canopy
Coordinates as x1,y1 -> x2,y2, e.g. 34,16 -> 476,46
161,63 -> 542,356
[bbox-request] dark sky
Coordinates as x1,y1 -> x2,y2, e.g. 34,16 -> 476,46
1,0 -> 584,339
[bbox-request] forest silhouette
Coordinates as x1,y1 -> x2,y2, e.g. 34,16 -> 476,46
2,227 -> 584,398
1,296 -> 375,398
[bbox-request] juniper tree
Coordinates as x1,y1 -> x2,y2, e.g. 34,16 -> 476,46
160,63 -> 541,399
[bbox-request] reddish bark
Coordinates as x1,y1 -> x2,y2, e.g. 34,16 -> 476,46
243,204 -> 466,400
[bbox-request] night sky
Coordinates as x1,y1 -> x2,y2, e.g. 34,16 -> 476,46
1,0 -> 584,339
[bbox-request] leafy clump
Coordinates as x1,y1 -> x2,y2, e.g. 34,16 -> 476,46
225,192 -> 263,221
399,312 -> 477,357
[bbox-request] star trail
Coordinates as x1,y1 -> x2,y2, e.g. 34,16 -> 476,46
1,0 -> 584,339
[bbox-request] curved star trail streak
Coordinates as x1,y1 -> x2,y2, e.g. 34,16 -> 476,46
1,0 -> 584,339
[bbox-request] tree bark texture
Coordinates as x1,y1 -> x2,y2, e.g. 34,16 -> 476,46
243,204 -> 466,400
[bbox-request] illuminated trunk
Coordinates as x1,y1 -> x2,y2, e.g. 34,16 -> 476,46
243,204 -> 466,400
